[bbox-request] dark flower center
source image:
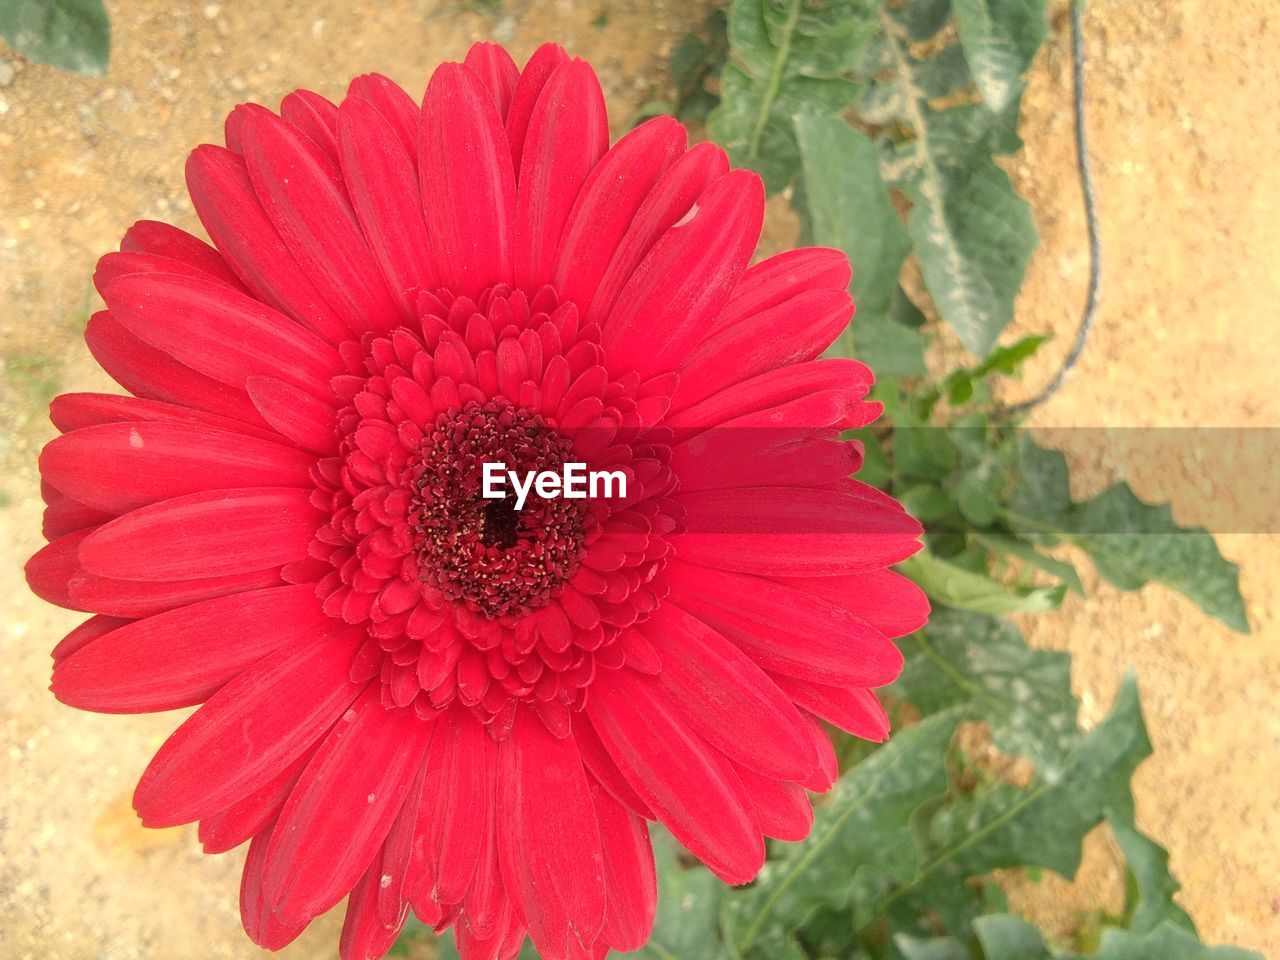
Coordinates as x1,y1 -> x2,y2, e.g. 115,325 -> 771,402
409,400 -> 587,618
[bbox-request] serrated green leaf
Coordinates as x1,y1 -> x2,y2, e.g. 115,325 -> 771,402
901,483 -> 956,523
896,154 -> 1038,358
894,934 -> 971,960
861,2 -> 1040,356
952,0 -> 1048,111
864,675 -> 1148,938
892,609 -> 1080,777
1106,812 -> 1195,935
795,116 -> 928,378
900,549 -> 1067,617
1008,438 -> 1249,631
668,8 -> 728,124
973,914 -> 1053,959
1079,922 -> 1264,960
708,0 -> 881,191
972,532 -> 1085,594
0,0 -> 110,75
622,829 -> 728,960
724,709 -> 962,957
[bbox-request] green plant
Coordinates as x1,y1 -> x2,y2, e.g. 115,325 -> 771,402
0,0 -> 110,75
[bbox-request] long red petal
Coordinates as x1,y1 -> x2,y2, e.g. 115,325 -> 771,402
587,669 -> 763,885
40,420 -> 313,513
513,59 -> 608,292
53,584 -> 331,713
498,708 -> 605,958
133,622 -> 365,826
262,685 -> 434,926
420,62 -> 516,297
78,487 -> 320,582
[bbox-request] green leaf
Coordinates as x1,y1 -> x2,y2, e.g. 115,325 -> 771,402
973,914 -> 1052,959
1008,438 -> 1249,631
1106,813 -> 1194,935
708,0 -> 881,191
0,0 -> 110,75
952,0 -> 1048,111
895,152 -> 1037,358
795,115 -> 928,377
894,934 -> 971,960
622,829 -> 728,960
723,709 -> 962,957
667,8 -> 729,124
892,609 -> 1080,778
867,675 -> 1149,935
1081,923 -> 1264,960
860,2 -> 1040,356
900,549 -> 1067,617
972,532 -> 1085,594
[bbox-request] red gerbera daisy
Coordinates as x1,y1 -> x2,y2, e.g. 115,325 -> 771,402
26,42 -> 927,960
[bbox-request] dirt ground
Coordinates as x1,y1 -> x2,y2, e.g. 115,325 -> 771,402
1,1 -> 1276,958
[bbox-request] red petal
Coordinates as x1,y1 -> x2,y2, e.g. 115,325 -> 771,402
102,272 -> 341,396
262,685 -> 434,925
41,420 -> 314,513
667,560 -> 904,686
52,614 -> 128,663
241,105 -> 403,331
52,584 -> 331,713
714,247 -> 851,336
575,719 -> 654,819
340,858 -> 409,960
775,569 -> 931,639
464,42 -> 520,119
42,492 -> 114,540
677,287 -> 853,409
25,529 -> 91,610
49,391 -> 283,442
668,357 -> 874,428
638,603 -> 817,780
498,708 -> 605,957
199,746 -> 314,853
84,311 -> 266,424
676,484 -> 922,576
241,825 -> 310,949
133,623 -> 364,826
338,95 -> 438,314
591,783 -> 655,951
245,375 -> 339,454
347,73 -> 420,156
513,59 -> 608,292
412,706 -> 493,907
555,117 -> 686,315
602,168 -> 763,376
731,763 -> 813,841
587,669 -> 763,885
585,141 -> 728,330
68,567 -> 283,619
120,219 -> 247,289
420,62 -> 516,297
79,487 -> 321,582
774,678 -> 891,743
187,144 -> 353,343
505,43 -> 569,174
280,88 -> 340,162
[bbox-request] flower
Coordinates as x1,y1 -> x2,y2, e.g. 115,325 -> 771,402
26,41 -> 927,960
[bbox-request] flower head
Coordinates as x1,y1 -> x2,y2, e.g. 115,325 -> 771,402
28,42 -> 927,960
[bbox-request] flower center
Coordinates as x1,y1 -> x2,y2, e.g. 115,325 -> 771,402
410,400 -> 586,618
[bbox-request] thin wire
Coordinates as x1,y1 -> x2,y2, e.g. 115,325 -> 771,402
1008,0 -> 1101,417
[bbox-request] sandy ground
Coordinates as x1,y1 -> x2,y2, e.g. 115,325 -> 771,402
1,1 -> 1276,958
